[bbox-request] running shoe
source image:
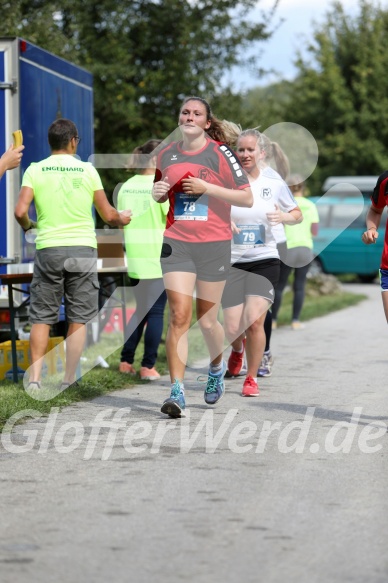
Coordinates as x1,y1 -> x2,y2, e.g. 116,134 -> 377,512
161,380 -> 185,418
27,381 -> 41,390
257,351 -> 273,377
242,375 -> 259,397
140,366 -> 160,381
119,362 -> 136,375
291,321 -> 305,330
203,360 -> 227,405
227,338 -> 246,377
60,381 -> 80,390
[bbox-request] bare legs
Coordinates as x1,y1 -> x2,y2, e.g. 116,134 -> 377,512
196,279 -> 226,366
163,272 -> 196,382
62,323 -> 86,384
28,322 -> 85,384
163,272 -> 226,382
382,291 -> 388,323
29,323 -> 51,381
223,296 -> 270,377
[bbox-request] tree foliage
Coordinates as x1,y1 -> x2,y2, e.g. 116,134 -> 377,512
1,0 -> 278,206
1,0 -> 276,153
233,1 -> 388,194
238,80 -> 294,130
278,0 -> 388,192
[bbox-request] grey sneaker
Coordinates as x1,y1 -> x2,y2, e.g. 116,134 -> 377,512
60,381 -> 80,390
203,360 -> 226,405
27,381 -> 41,390
257,351 -> 273,377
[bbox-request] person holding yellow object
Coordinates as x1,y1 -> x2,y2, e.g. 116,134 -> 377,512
0,144 -> 24,179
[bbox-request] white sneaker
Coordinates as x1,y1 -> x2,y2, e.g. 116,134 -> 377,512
257,351 -> 273,377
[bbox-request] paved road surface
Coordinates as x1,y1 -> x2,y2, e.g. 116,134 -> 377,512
0,283 -> 387,583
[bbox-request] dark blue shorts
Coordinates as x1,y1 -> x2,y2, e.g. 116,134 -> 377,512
380,268 -> 388,291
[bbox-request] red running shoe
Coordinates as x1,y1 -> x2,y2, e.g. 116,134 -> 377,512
227,338 -> 246,376
140,366 -> 160,381
242,375 -> 259,397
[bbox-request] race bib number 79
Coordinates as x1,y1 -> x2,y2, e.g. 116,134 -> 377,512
233,224 -> 266,247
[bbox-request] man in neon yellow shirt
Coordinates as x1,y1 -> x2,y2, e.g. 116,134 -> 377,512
14,118 -> 132,390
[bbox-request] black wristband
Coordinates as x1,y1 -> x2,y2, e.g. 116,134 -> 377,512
23,220 -> 37,232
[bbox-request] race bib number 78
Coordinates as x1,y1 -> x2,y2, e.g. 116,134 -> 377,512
174,193 -> 208,221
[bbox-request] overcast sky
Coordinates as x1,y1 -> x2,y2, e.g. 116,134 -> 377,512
226,0 -> 385,90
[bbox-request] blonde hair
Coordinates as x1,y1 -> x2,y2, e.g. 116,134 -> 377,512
237,128 -> 290,180
219,120 -> 242,148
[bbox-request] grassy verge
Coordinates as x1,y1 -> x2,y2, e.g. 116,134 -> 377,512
0,284 -> 366,430
275,289 -> 366,326
0,332 -> 168,431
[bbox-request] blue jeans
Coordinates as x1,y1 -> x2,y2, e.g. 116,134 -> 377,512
272,246 -> 313,321
120,278 -> 167,368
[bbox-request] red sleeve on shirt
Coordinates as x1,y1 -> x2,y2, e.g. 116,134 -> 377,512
371,172 -> 388,209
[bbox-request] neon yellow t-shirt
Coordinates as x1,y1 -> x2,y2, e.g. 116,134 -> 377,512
118,174 -> 169,279
22,154 -> 103,249
285,197 -> 319,250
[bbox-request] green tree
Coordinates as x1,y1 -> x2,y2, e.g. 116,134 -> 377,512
1,1 -> 277,150
279,0 -> 388,192
1,0 -> 278,207
239,80 -> 294,130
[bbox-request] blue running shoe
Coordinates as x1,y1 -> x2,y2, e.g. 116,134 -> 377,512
203,360 -> 226,405
161,380 -> 185,418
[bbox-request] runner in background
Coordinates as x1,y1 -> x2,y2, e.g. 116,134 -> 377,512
153,96 -> 253,418
362,172 -> 388,322
222,129 -> 302,396
215,123 -> 291,380
257,134 -> 290,377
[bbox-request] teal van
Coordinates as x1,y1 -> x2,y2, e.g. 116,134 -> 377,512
309,176 -> 384,282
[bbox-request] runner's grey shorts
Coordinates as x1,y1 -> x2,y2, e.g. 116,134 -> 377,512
161,238 -> 231,282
